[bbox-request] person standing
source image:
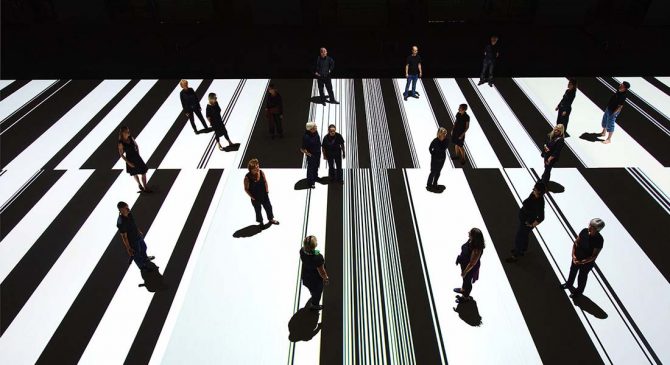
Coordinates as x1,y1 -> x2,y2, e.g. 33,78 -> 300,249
117,126 -> 150,192
300,235 -> 330,311
117,201 -> 155,270
541,124 -> 565,184
506,182 -> 546,263
560,219 -> 605,298
266,84 -> 284,139
300,122 -> 321,188
403,45 -> 423,101
451,104 -> 470,165
427,127 -> 449,191
179,79 -> 208,134
454,228 -> 485,303
206,93 -> 235,150
555,79 -> 577,133
321,124 -> 345,184
314,47 -> 338,105
600,81 -> 630,144
478,35 -> 500,86
243,159 -> 279,226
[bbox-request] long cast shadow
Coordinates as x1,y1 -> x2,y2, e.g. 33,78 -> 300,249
572,294 -> 608,319
233,222 -> 273,238
579,132 -> 604,142
288,308 -> 322,342
453,298 -> 483,327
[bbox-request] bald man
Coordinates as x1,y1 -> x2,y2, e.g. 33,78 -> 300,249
314,47 -> 338,106
179,79 -> 208,134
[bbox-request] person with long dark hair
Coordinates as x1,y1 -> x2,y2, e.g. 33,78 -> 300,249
427,127 -> 448,191
117,126 -> 150,192
454,228 -> 485,303
266,84 -> 284,139
179,79 -> 208,134
300,235 -> 330,311
561,218 -> 605,298
206,92 -> 235,150
506,182 -> 546,263
300,122 -> 321,189
243,158 -> 279,226
541,124 -> 565,184
451,104 -> 470,165
555,79 -> 577,133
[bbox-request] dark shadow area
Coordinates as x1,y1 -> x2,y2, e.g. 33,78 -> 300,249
573,295 -> 608,319
232,222 -> 272,238
579,132 -> 604,142
309,96 -> 324,104
222,143 -> 240,152
427,185 -> 446,194
546,181 -> 565,193
198,127 -> 213,134
453,298 -> 482,327
294,177 -> 330,190
138,262 -> 168,292
288,308 -> 322,342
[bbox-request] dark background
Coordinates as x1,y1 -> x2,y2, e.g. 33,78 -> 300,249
2,0 -> 669,78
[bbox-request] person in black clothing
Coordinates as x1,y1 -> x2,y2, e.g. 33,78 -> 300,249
321,124 -> 345,183
600,81 -> 630,144
541,124 -> 565,184
206,93 -> 235,150
117,126 -> 151,192
555,79 -> 577,133
560,218 -> 605,298
506,182 -> 546,263
300,235 -> 330,311
266,84 -> 284,139
403,45 -> 423,101
454,228 -> 485,303
478,36 -> 499,86
314,47 -> 338,105
427,127 -> 449,191
117,201 -> 155,270
300,122 -> 321,188
180,79 -> 208,134
243,159 -> 279,225
451,104 -> 470,165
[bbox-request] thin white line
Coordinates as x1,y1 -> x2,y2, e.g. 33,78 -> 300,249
0,80 -> 61,126
0,80 -> 71,135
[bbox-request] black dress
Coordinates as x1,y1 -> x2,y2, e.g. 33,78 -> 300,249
451,113 -> 470,147
119,137 -> 148,176
206,102 -> 230,140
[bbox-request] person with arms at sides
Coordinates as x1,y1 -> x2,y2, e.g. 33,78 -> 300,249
478,35 -> 500,86
314,47 -> 338,106
321,124 -> 345,184
560,219 -> 605,298
451,104 -> 470,165
427,127 -> 449,191
600,81 -> 630,144
118,126 -> 151,193
454,228 -> 485,303
540,124 -> 565,184
300,122 -> 321,188
117,201 -> 155,270
555,78 -> 577,133
206,92 -> 235,150
403,45 -> 423,101
300,235 -> 330,311
506,182 -> 546,263
179,79 -> 208,134
243,159 -> 279,226
266,83 -> 284,139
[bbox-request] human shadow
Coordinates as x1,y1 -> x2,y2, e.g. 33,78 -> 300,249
294,177 -> 330,190
138,262 -> 169,292
579,132 -> 604,142
309,96 -> 326,105
198,127 -> 213,134
572,294 -> 608,319
233,222 -> 273,238
545,181 -> 565,193
453,298 -> 483,326
288,308 -> 322,342
427,185 -> 446,194
222,143 -> 240,152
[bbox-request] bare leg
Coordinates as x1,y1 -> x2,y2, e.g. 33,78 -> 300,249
600,128 -> 606,137
603,131 -> 613,144
141,174 -> 148,188
457,145 -> 466,164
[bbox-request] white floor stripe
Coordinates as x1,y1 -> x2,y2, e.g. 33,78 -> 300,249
0,80 -> 57,122
656,77 -> 670,89
56,80 -> 157,169
0,80 -> 15,90
78,169 -> 207,365
613,77 -> 670,122
0,170 -> 154,365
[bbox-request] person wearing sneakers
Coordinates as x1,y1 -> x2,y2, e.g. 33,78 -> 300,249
454,228 -> 485,303
206,92 -> 235,150
403,45 -> 422,101
243,158 -> 279,226
179,79 -> 208,134
600,81 -> 630,144
117,201 -> 155,270
506,182 -> 546,263
300,235 -> 330,311
561,219 -> 605,298
478,35 -> 499,86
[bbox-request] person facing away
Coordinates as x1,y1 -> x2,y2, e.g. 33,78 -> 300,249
243,158 -> 279,226
561,218 -> 605,298
314,47 -> 338,105
403,45 -> 422,101
427,127 -> 449,191
540,124 -> 565,184
300,235 -> 330,311
206,92 -> 235,150
555,78 -> 577,133
478,35 -> 499,86
600,81 -> 630,144
179,79 -> 208,134
451,103 -> 470,165
266,84 -> 284,139
300,122 -> 321,188
321,124 -> 345,184
117,126 -> 150,193
116,201 -> 155,270
506,182 -> 546,262
454,228 -> 485,303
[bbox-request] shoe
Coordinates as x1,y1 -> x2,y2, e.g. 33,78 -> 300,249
218,146 -> 225,151
321,101 -> 327,106
330,100 -> 340,104
559,283 -> 571,290
270,219 -> 279,225
477,80 -> 486,86
310,184 -> 315,189
569,292 -> 583,299
489,82 -> 494,87
307,302 -> 324,311
194,130 -> 201,134
411,94 -> 419,99
404,95 -> 408,101
453,288 -> 463,293
455,295 -> 471,303
505,256 -> 518,263
148,256 -> 155,261
138,184 -> 145,192
426,185 -> 434,191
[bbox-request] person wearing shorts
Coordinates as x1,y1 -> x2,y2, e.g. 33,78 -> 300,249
600,81 -> 630,144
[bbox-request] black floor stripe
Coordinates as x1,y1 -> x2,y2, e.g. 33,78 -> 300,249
580,168 -> 670,282
0,80 -> 102,169
455,78 -> 521,168
146,79 -> 213,169
0,169 -> 121,335
0,80 -> 66,129
386,169 -> 442,364
124,169 -> 223,365
643,77 -> 670,97
240,79 -> 312,168
463,168 -> 604,365
600,77 -> 670,131
379,79 -> 416,168
319,181 -> 344,365
0,169 -> 65,240
576,78 -> 670,166
81,80 -> 178,170
353,79 -> 371,168
36,169 -> 180,365
0,80 -> 30,101
495,78 -> 584,168
43,80 -> 140,170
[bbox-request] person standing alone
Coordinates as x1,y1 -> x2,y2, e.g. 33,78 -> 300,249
404,45 -> 423,101
300,235 -> 330,311
555,79 -> 577,133
600,81 -> 630,144
117,201 -> 155,270
314,47 -> 338,105
478,36 -> 499,86
561,219 -> 605,298
179,79 -> 208,134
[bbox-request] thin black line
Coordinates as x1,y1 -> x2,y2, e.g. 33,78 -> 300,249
0,79 -> 63,127
0,169 -> 43,213
627,168 -> 670,212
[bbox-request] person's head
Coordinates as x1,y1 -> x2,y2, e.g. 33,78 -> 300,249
550,124 -> 565,139
179,79 -> 188,89
411,45 -> 418,55
118,126 -> 130,140
619,81 -> 630,92
588,218 -> 605,235
208,92 -> 217,105
306,121 -> 317,133
303,235 -> 318,251
532,182 -> 547,197
268,83 -> 277,96
468,228 -> 486,250
117,201 -> 130,216
568,78 -> 577,90
458,103 -> 468,114
328,124 -> 336,136
319,47 -> 327,57
247,158 -> 260,173
437,127 -> 448,141
490,35 -> 498,44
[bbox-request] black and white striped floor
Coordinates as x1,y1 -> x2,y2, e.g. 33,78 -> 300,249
0,77 -> 669,365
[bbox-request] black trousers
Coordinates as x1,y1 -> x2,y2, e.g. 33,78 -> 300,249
541,158 -> 557,183
556,108 -> 571,131
427,157 -> 446,186
460,264 -> 476,297
513,220 -> 534,256
566,261 -> 595,294
268,113 -> 283,136
480,59 -> 495,81
187,108 -> 208,131
251,196 -> 274,223
303,278 -> 324,306
317,77 -> 335,102
327,154 -> 343,182
306,155 -> 320,185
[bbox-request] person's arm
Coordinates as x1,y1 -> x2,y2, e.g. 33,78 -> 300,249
262,170 -> 269,193
133,138 -> 140,155
180,92 -> 188,111
243,176 -> 255,200
339,135 -> 346,159
571,241 -> 578,264
418,62 -> 422,77
614,104 -> 624,114
329,57 -> 334,75
119,232 -> 134,256
317,264 -> 330,285
118,143 -> 135,168
314,57 -> 320,77
460,121 -> 470,139
462,249 -> 482,277
580,248 -> 601,265
405,63 -> 409,77
300,136 -> 312,157
534,200 -> 545,226
428,139 -> 436,154
550,138 -> 565,159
